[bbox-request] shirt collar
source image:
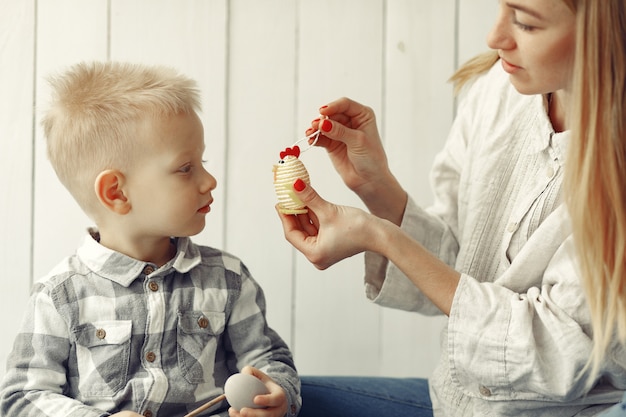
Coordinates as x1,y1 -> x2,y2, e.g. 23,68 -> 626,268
549,130 -> 570,167
526,93 -> 570,161
76,230 -> 202,287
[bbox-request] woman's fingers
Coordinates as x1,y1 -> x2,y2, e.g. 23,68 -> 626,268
276,205 -> 310,239
275,183 -> 328,261
320,97 -> 373,121
296,211 -> 318,236
306,97 -> 376,148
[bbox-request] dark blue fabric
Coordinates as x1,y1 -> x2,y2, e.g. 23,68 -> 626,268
600,392 -> 626,416
299,376 -> 433,417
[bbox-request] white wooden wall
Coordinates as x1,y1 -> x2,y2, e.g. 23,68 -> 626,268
0,0 -> 496,380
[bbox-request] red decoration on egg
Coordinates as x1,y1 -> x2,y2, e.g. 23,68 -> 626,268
280,146 -> 300,159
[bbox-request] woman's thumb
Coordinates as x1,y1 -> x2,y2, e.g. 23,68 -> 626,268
292,178 -> 324,210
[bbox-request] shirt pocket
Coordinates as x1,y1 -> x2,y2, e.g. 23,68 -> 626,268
73,320 -> 132,397
177,310 -> 226,384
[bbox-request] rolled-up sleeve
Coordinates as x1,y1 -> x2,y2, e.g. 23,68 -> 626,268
364,197 -> 455,316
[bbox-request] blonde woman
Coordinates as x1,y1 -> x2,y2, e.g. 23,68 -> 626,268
278,0 -> 626,416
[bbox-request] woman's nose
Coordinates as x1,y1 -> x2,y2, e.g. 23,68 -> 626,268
486,9 -> 515,51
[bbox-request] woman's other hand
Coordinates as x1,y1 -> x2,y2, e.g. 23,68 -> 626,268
309,97 -> 407,225
309,97 -> 386,192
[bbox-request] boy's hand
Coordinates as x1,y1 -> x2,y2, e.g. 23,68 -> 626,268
228,366 -> 288,417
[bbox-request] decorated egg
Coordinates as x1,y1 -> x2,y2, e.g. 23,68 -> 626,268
273,146 -> 310,214
224,373 -> 270,411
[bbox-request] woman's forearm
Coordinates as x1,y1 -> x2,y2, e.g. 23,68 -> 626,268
370,216 -> 460,315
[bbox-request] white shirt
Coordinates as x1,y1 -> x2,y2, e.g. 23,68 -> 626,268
364,63 -> 626,416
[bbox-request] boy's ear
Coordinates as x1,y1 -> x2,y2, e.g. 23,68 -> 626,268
94,170 -> 131,214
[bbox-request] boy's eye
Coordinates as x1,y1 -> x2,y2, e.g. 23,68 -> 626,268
178,158 -> 207,174
178,164 -> 192,174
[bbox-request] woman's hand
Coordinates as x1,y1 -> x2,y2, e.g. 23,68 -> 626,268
277,179 -> 460,313
309,97 -> 387,192
228,366 -> 288,417
277,180 -> 380,270
308,97 -> 407,224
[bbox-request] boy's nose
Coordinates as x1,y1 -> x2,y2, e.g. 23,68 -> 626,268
201,168 -> 217,193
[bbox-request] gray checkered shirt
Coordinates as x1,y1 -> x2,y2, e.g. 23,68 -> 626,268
0,232 -> 300,417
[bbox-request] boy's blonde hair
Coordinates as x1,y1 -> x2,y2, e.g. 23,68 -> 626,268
451,0 -> 626,381
41,61 -> 201,216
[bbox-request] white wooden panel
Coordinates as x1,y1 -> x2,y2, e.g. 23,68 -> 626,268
294,0 -> 385,376
0,0 -> 35,381
458,0 -> 499,65
110,0 -> 228,250
225,0 -> 299,348
0,0 -> 505,385
380,0 -> 456,378
32,0 -> 109,280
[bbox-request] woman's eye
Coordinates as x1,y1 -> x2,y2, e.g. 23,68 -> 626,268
511,13 -> 536,32
514,21 -> 535,31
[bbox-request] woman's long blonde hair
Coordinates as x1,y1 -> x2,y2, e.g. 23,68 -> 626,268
566,0 -> 626,377
451,0 -> 626,379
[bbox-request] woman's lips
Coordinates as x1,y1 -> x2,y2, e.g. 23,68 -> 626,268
500,57 -> 522,74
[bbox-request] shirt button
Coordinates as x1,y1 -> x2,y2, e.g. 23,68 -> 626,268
148,281 -> 159,292
143,265 -> 155,275
197,316 -> 209,329
507,222 -> 518,233
290,404 -> 297,415
546,166 -> 555,179
146,351 -> 156,362
479,385 -> 492,397
143,411 -> 153,417
95,328 -> 106,339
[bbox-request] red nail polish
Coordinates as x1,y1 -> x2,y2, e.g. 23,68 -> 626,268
321,119 -> 332,133
319,105 -> 328,110
312,118 -> 320,123
293,179 -> 306,192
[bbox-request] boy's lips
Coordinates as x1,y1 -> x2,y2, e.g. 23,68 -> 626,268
198,201 -> 212,213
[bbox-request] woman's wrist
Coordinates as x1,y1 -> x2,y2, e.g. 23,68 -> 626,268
366,215 -> 401,258
356,172 -> 408,226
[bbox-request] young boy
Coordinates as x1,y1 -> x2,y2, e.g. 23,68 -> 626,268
0,62 -> 300,417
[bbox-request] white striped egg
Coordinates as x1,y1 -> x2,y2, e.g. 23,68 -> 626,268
273,153 -> 310,214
